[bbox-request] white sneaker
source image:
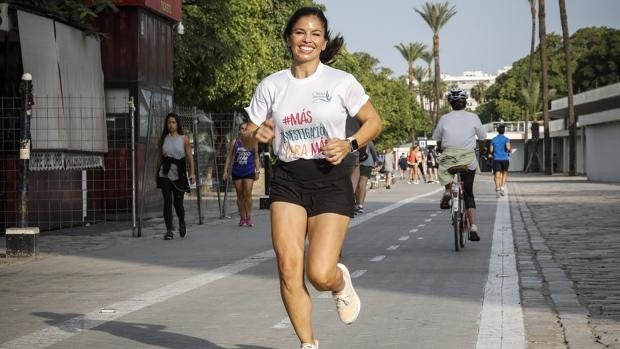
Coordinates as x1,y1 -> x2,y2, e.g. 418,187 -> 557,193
500,187 -> 506,196
300,340 -> 319,349
332,263 -> 361,325
496,188 -> 501,198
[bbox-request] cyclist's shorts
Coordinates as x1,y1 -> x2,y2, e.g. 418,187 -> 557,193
492,160 -> 510,172
269,159 -> 355,218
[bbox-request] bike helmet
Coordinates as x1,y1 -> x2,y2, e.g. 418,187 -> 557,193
446,88 -> 468,102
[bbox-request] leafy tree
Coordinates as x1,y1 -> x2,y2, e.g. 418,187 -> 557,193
572,27 -> 620,91
477,27 -> 620,124
333,52 -> 430,150
173,0 -> 315,112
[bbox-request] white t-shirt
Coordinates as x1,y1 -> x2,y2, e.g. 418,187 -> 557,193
245,62 -> 369,162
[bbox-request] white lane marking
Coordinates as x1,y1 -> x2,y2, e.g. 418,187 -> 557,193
476,194 -> 525,349
409,229 -> 418,233
272,317 -> 292,329
351,269 -> 367,278
1,250 -> 276,349
387,245 -> 399,250
8,188 -> 442,342
399,236 -> 410,241
417,237 -> 424,240
424,218 -> 432,222
430,213 -> 437,217
350,188 -> 443,227
417,224 -> 426,227
370,255 -> 386,262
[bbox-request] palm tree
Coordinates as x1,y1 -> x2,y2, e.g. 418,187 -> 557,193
413,65 -> 430,118
524,0 -> 536,167
415,1 -> 457,126
420,50 -> 434,116
539,0 -> 552,175
559,0 -> 576,176
521,82 -> 542,172
470,81 -> 487,104
394,42 -> 427,89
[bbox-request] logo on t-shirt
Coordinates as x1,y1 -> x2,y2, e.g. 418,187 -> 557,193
312,90 -> 332,103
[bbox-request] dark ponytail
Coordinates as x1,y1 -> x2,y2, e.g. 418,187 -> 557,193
283,7 -> 344,65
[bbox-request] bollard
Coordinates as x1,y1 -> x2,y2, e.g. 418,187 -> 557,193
6,73 -> 39,257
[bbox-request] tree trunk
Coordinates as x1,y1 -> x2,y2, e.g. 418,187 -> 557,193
524,0 -> 536,171
559,0 -> 576,176
433,33 -> 441,127
539,0 -> 552,175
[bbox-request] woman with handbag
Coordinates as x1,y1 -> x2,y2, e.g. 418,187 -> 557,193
156,112 -> 195,240
223,122 -> 261,227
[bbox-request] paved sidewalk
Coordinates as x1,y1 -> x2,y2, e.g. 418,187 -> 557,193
0,195 -> 247,259
508,174 -> 620,349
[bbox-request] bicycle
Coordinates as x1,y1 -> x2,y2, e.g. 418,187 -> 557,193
448,165 -> 470,252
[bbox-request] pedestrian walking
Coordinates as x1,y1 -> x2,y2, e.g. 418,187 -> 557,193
222,121 -> 261,226
426,145 -> 438,183
398,153 -> 408,179
156,112 -> 196,240
382,149 -> 396,189
241,7 -> 382,349
355,141 -> 378,213
488,123 -> 511,197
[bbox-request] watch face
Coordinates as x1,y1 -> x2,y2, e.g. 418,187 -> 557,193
351,139 -> 359,151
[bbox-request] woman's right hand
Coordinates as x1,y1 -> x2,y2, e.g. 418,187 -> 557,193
222,171 -> 228,181
253,119 -> 275,143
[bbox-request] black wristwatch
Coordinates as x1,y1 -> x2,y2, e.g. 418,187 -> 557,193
346,137 -> 359,153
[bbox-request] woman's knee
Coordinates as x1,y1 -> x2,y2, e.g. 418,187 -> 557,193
276,256 -> 305,291
306,263 -> 338,291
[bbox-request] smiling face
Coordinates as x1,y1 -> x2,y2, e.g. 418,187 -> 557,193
286,15 -> 327,65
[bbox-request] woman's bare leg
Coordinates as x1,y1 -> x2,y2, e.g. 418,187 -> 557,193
306,213 -> 350,292
271,202 -> 314,344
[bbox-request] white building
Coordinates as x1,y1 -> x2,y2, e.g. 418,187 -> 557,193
441,67 -> 510,110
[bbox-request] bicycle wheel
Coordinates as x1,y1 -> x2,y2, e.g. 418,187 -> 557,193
460,200 -> 469,248
452,201 -> 461,252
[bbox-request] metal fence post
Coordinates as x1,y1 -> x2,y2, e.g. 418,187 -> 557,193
129,97 -> 137,236
192,107 -> 204,225
17,73 -> 34,228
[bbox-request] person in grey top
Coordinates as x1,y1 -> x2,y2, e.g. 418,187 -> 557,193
432,88 -> 486,241
382,149 -> 396,189
156,112 -> 196,240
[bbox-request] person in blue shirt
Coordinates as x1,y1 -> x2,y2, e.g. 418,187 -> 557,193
488,124 -> 511,197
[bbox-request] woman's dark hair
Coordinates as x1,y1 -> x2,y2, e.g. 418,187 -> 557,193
158,112 -> 184,152
282,7 -> 344,65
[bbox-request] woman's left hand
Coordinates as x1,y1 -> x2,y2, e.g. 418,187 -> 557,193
189,174 -> 196,183
321,138 -> 349,165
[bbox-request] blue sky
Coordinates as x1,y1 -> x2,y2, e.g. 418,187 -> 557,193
315,0 -> 620,77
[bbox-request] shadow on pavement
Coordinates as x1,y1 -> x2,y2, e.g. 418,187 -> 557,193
33,312 -> 277,349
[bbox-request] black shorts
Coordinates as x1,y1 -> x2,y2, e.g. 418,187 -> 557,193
492,160 -> 510,172
231,173 -> 255,181
269,159 -> 355,218
359,165 -> 373,178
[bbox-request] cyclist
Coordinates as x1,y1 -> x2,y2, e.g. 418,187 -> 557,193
431,88 -> 487,241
